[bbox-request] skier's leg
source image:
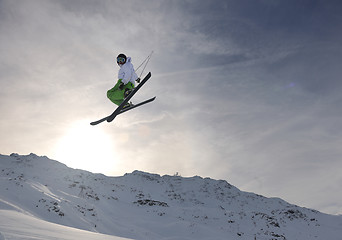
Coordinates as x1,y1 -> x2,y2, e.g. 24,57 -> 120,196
107,80 -> 125,106
107,81 -> 135,106
107,89 -> 124,105
123,82 -> 135,98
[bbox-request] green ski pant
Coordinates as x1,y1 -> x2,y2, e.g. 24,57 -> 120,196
107,80 -> 135,106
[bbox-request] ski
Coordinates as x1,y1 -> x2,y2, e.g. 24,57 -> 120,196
90,115 -> 109,126
118,97 -> 156,115
90,72 -> 152,126
91,97 -> 156,125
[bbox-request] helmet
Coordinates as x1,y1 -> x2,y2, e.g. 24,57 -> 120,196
117,53 -> 127,65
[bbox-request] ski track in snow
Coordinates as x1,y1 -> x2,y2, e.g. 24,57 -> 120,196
0,153 -> 342,240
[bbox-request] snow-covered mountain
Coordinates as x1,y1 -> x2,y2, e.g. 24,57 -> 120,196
0,153 -> 341,240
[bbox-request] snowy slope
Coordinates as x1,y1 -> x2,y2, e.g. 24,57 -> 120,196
0,153 -> 342,240
0,209 -> 131,240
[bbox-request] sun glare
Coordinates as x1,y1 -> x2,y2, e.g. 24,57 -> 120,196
54,121 -> 117,174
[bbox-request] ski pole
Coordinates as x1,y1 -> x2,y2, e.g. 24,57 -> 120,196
135,51 -> 154,79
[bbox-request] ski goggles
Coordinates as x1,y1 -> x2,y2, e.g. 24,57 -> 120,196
117,57 -> 126,64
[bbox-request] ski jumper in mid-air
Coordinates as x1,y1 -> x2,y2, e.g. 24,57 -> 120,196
107,53 -> 139,108
90,51 -> 155,125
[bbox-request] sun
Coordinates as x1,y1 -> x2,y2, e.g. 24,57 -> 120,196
53,120 -> 117,174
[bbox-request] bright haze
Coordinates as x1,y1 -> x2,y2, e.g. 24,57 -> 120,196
1,0 -> 342,215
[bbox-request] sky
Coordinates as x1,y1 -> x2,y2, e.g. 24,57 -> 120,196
1,0 -> 342,215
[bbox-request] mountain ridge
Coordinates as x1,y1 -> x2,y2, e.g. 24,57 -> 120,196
1,153 -> 341,240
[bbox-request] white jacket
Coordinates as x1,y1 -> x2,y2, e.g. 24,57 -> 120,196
118,57 -> 138,85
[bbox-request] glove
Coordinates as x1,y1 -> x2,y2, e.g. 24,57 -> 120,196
136,78 -> 141,83
118,82 -> 125,90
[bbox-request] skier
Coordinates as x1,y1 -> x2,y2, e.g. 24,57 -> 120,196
90,52 -> 155,125
107,53 -> 139,108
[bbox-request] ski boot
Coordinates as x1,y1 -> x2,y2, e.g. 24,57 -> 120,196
124,88 -> 133,98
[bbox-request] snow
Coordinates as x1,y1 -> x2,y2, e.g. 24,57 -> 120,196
1,153 -> 342,240
0,209 -> 131,240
